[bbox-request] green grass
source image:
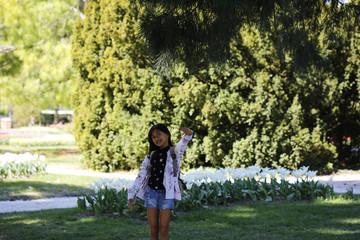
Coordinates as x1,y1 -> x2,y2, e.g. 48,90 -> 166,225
0,149 -> 90,200
0,126 -> 73,134
0,198 -> 359,240
46,153 -> 84,170
172,197 -> 360,240
0,145 -> 78,154
1,145 -> 85,175
0,174 -> 100,200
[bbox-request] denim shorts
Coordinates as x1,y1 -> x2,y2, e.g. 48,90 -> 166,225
145,187 -> 174,210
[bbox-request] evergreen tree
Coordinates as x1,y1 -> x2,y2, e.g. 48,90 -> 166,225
72,0 -> 359,172
137,0 -> 360,73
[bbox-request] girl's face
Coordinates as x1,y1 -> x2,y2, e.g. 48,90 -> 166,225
151,129 -> 169,149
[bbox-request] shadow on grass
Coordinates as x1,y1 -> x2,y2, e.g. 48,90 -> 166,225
0,208 -> 149,240
0,174 -> 97,200
171,200 -> 360,240
1,199 -> 359,240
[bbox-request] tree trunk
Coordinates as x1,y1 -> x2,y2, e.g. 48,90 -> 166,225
54,107 -> 59,124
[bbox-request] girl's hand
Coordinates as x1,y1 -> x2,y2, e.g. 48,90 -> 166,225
179,127 -> 193,135
129,198 -> 136,211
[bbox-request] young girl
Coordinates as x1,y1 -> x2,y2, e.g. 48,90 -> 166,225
128,123 -> 193,240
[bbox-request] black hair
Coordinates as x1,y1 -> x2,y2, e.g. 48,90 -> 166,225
148,123 -> 173,152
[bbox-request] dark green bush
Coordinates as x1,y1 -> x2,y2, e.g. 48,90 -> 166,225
71,0 -> 359,172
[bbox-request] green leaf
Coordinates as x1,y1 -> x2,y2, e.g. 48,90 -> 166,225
266,196 -> 273,202
287,193 -> 295,201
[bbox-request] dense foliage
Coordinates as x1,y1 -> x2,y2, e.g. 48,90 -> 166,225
72,0 -> 360,172
138,0 -> 360,73
0,0 -> 82,125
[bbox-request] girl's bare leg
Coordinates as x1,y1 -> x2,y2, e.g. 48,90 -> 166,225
147,208 -> 160,240
159,209 -> 171,240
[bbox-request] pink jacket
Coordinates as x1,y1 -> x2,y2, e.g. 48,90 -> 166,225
127,134 -> 192,201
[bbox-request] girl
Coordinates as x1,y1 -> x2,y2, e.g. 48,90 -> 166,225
128,123 -> 193,240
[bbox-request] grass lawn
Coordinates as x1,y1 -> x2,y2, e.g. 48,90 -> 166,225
45,151 -> 84,170
0,197 -> 359,240
0,144 -> 95,200
0,173 -> 100,200
0,145 -> 78,154
0,126 -> 73,134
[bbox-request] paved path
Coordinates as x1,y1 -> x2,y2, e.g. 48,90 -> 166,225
0,169 -> 359,214
0,197 -> 79,213
314,174 -> 360,194
0,167 -> 138,214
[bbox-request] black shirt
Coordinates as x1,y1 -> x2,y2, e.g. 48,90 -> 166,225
148,146 -> 170,190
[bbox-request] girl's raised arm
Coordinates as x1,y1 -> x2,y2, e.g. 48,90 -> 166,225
174,127 -> 193,157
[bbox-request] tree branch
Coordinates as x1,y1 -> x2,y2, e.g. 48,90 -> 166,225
0,45 -> 17,53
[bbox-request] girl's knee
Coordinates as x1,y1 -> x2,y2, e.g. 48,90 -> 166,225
150,225 -> 159,235
159,225 -> 169,236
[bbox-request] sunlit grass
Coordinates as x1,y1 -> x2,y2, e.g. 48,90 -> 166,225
336,218 -> 360,224
0,145 -> 78,154
0,126 -> 72,134
46,154 -> 84,170
315,228 -> 360,235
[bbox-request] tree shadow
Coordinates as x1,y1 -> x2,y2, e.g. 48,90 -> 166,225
0,199 -> 359,240
0,208 -> 148,240
0,179 -> 94,201
171,200 -> 360,240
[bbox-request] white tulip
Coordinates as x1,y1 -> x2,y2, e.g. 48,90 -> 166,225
292,170 -> 304,179
259,171 -> 268,179
305,170 -> 317,179
268,169 -> 278,178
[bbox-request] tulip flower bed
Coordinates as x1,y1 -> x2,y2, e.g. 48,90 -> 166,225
77,166 -> 335,217
0,153 -> 47,179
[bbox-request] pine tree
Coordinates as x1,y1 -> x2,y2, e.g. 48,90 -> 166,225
137,0 -> 360,73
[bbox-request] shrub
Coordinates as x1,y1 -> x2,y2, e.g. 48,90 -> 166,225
71,0 -> 359,172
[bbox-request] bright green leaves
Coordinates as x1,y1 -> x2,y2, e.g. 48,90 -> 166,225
0,0 -> 80,124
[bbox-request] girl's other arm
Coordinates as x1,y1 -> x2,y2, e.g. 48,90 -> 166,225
127,155 -> 150,201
